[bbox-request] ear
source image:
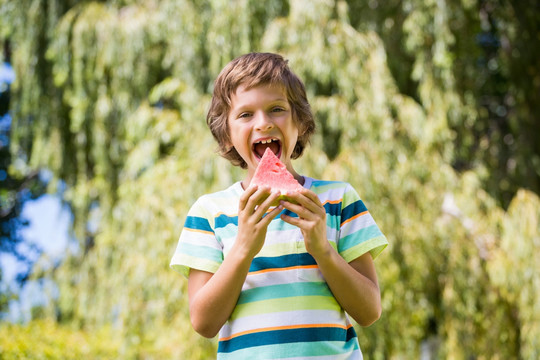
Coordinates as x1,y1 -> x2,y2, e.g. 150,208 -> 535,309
222,133 -> 235,154
223,135 -> 233,150
292,111 -> 306,137
296,122 -> 307,138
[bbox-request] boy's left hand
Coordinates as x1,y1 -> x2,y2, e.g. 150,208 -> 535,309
279,189 -> 331,259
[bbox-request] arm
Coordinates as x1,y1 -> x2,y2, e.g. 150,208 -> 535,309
187,250 -> 252,338
188,185 -> 282,338
280,189 -> 382,326
311,248 -> 381,326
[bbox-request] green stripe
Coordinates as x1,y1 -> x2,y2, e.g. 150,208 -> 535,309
267,218 -> 298,231
230,296 -> 341,320
326,213 -> 341,230
217,220 -> 299,239
179,242 -> 223,263
255,242 -> 296,257
341,235 -> 388,262
237,282 -> 332,305
310,181 -> 345,194
339,224 -> 382,252
215,224 -> 238,239
341,187 -> 359,208
171,254 -> 221,277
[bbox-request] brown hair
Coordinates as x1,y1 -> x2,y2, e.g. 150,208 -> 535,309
206,52 -> 315,168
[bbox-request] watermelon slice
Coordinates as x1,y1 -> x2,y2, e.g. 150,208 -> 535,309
251,148 -> 303,198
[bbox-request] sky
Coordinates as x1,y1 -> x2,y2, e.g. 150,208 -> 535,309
0,194 -> 72,322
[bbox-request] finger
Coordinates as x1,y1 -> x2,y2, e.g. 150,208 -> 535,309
280,198 -> 319,221
284,190 -> 317,209
239,184 -> 258,211
281,212 -> 322,234
284,191 -> 324,216
299,188 -> 323,207
253,191 -> 281,219
259,202 -> 284,226
280,212 -> 303,227
245,186 -> 272,214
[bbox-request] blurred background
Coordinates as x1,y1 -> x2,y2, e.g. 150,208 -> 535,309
0,0 -> 539,359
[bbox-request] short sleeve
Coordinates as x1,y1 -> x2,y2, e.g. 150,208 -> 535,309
170,198 -> 224,278
338,184 -> 388,262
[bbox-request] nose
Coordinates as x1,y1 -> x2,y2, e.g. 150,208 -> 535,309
254,111 -> 274,131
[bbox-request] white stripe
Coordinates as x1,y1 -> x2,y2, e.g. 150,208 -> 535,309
340,213 -> 376,238
262,228 -> 303,244
317,186 -> 350,205
178,230 -> 222,251
220,228 -> 338,252
242,268 -> 324,290
220,309 -> 350,338
326,226 -> 339,241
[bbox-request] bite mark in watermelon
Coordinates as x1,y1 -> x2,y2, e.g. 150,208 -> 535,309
251,148 -> 303,199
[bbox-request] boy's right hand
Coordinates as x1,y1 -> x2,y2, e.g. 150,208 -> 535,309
236,184 -> 283,259
187,185 -> 283,338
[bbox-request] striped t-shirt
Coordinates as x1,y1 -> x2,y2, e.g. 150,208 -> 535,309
170,177 -> 388,359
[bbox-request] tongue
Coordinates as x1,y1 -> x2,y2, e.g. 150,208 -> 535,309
254,142 -> 280,158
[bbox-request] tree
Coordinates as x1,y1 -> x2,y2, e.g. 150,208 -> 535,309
0,0 -> 538,358
1,40 -> 47,315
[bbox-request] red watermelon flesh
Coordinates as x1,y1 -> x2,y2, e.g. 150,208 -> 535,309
251,148 -> 303,195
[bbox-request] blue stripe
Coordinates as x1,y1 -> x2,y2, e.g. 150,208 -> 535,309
218,326 -> 357,353
323,201 -> 341,218
249,253 -> 316,273
341,200 -> 367,224
215,213 -> 238,229
311,180 -> 340,187
280,208 -> 297,218
184,216 -> 214,233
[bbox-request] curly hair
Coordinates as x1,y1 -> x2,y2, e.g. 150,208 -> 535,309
206,52 -> 315,168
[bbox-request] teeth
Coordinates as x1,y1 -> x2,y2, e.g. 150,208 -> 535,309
256,139 -> 276,144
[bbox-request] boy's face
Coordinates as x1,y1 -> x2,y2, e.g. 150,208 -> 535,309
227,83 -> 299,179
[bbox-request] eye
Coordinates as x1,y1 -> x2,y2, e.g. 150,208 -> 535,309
271,107 -> 285,113
238,112 -> 252,119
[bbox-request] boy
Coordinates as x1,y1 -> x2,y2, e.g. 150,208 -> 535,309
170,52 -> 388,359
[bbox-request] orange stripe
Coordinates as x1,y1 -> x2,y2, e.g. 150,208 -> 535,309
215,211 -> 237,218
341,210 -> 368,226
184,228 -> 214,236
248,264 -> 318,275
219,323 -> 353,342
322,199 -> 341,205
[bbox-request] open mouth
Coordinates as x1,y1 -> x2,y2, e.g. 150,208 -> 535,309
253,138 -> 281,159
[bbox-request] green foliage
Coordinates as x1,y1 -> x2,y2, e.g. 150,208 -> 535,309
487,190 -> 540,359
1,0 -> 539,358
0,320 -> 120,359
